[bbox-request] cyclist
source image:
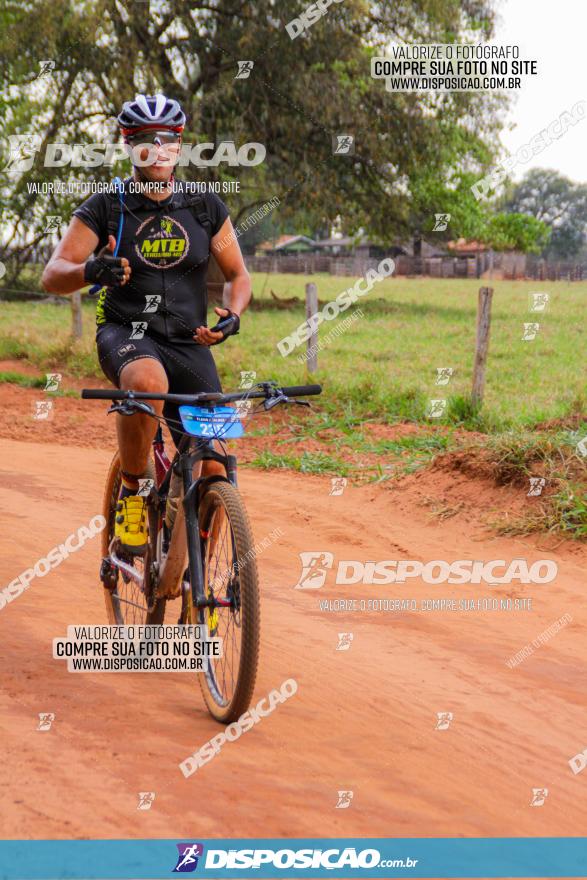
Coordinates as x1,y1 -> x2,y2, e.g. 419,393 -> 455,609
42,94 -> 251,555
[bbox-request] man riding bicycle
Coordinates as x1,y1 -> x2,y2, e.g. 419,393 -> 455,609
42,94 -> 251,555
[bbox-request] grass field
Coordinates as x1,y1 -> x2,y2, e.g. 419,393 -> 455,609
1,273 -> 586,536
0,274 -> 584,430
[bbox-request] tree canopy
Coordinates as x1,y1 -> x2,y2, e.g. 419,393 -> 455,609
503,168 -> 587,260
0,0 -> 508,279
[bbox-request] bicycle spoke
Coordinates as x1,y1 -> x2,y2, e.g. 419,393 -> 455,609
113,595 -> 148,613
201,502 -> 243,706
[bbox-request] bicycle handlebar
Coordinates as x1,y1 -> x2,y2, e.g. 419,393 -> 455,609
81,384 -> 322,404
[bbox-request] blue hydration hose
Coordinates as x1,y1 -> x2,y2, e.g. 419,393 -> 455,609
88,176 -> 125,296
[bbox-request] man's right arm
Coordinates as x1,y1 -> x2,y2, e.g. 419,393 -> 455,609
41,217 -> 101,294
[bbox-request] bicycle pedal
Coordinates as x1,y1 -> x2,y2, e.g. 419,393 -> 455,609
100,557 -> 118,591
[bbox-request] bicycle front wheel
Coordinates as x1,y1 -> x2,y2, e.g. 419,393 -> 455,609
183,480 -> 260,723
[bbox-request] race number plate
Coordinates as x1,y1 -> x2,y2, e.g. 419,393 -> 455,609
178,405 -> 245,439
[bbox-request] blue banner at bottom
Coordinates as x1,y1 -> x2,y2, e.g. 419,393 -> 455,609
0,838 -> 585,879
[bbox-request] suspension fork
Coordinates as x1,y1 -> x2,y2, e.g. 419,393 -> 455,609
181,447 -> 209,609
182,441 -> 239,609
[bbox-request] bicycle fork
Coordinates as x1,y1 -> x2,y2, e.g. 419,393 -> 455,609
182,462 -> 236,615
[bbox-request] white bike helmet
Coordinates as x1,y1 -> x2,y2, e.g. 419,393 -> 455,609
117,93 -> 186,135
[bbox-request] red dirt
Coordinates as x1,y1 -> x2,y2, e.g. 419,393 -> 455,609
0,365 -> 586,864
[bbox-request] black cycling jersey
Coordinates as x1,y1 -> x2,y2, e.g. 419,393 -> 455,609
73,179 -> 229,343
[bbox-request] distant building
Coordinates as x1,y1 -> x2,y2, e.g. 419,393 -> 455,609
447,238 -> 488,257
316,236 -> 447,259
254,232 -> 448,263
447,238 -> 527,279
256,234 -> 317,255
314,236 -> 391,258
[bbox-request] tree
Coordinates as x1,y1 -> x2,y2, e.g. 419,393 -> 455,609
407,168 -> 493,254
503,169 -> 587,260
0,0 -> 507,282
479,212 -> 550,254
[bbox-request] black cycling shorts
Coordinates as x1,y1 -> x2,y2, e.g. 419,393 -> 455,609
96,322 -> 222,448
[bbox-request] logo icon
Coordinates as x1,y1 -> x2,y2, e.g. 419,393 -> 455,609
335,790 -> 353,809
37,712 -> 55,731
130,322 -> 148,340
3,133 -> 42,172
45,372 -> 62,392
329,477 -> 347,496
293,552 -> 334,590
173,843 -> 204,873
529,292 -> 550,313
43,215 -> 62,233
333,134 -> 355,156
36,60 -> 56,79
435,711 -> 453,730
234,399 -> 253,419
235,61 -> 254,79
143,294 -> 161,313
528,477 -> 546,497
137,479 -> 154,498
433,213 -> 451,232
336,632 -> 353,651
136,215 -> 189,269
427,399 -> 447,418
522,322 -> 539,341
117,343 -> 136,357
33,400 -> 53,420
239,370 -> 257,389
137,791 -> 155,810
530,788 -> 548,806
435,367 -> 454,386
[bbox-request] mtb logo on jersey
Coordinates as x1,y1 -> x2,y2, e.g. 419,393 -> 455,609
136,215 -> 189,269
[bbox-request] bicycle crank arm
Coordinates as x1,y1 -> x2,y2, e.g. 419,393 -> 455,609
196,595 -> 233,608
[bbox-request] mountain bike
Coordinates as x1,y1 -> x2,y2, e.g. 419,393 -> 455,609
81,381 -> 322,722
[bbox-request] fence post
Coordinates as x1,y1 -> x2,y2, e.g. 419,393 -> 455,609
471,286 -> 493,409
71,291 -> 83,339
305,282 -> 318,373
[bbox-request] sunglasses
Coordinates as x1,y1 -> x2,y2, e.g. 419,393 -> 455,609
125,130 -> 182,146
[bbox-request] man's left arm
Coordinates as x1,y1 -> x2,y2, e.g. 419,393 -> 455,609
193,218 -> 251,346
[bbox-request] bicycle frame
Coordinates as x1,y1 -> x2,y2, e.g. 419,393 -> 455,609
85,380 -> 321,719
86,381 -> 322,609
152,423 -> 239,611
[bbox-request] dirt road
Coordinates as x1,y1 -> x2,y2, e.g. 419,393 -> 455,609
0,436 -> 585,843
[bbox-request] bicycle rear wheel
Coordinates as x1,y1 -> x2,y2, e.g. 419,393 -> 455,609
101,451 -> 166,625
183,480 -> 260,723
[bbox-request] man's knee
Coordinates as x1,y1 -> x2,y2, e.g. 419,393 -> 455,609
120,358 -> 169,393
